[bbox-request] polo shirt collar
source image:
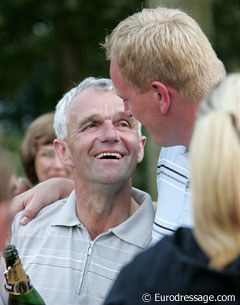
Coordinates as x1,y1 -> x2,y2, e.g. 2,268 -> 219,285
51,191 -> 80,227
110,188 -> 154,248
51,188 -> 154,248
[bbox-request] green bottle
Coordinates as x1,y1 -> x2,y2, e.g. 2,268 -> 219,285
3,244 -> 46,305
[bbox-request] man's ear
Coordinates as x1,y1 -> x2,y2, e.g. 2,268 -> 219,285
54,139 -> 73,167
150,80 -> 170,114
137,135 -> 147,163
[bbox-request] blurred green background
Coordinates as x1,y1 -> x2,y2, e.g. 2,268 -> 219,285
0,0 -> 239,200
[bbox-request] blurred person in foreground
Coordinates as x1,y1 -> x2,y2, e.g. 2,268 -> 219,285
11,7 -> 225,238
103,73 -> 240,305
0,148 -> 12,251
0,77 -> 154,305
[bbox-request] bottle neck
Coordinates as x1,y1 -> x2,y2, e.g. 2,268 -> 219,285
4,245 -> 18,268
4,245 -> 31,295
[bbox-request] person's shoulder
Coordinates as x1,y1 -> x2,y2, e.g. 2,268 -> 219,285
157,146 -> 190,180
12,198 -> 68,235
123,228 -> 192,272
124,232 -> 175,271
131,187 -> 154,225
159,145 -> 188,163
132,187 -> 153,206
159,145 -> 187,157
16,197 -> 66,220
35,197 -> 68,216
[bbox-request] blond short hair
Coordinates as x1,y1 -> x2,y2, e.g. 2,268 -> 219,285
190,73 -> 240,270
104,7 -> 225,102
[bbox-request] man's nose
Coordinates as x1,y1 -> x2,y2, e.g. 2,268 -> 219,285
99,122 -> 120,142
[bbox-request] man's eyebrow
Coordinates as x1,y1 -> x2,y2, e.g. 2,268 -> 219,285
113,112 -> 136,122
77,114 -> 100,128
77,112 -> 137,128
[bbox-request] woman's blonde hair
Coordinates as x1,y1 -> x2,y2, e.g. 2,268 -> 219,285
103,7 -> 225,103
190,73 -> 240,270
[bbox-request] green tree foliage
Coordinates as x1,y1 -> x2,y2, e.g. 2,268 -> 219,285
0,0 -> 144,131
0,0 -> 149,188
213,0 -> 240,72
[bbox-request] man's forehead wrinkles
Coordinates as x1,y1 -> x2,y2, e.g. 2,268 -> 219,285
79,111 -> 128,122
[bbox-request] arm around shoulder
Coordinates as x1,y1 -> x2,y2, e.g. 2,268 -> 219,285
10,178 -> 74,225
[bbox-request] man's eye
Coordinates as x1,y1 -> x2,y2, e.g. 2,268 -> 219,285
84,123 -> 97,130
118,121 -> 130,128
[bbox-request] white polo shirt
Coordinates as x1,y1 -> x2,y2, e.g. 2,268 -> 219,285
0,188 -> 154,305
152,146 -> 192,243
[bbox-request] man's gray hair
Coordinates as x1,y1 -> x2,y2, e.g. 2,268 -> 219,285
54,77 -> 141,139
54,77 -> 114,140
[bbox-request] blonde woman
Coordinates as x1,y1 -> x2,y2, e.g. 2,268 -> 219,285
191,73 -> 240,271
103,73 -> 240,305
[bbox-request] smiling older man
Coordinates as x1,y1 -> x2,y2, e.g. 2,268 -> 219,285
0,77 -> 154,305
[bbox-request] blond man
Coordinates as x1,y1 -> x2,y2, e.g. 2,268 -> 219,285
104,6 -> 225,241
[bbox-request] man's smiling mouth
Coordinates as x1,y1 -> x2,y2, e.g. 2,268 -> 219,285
95,152 -> 123,159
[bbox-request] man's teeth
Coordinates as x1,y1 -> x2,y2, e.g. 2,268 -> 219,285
95,152 -> 122,159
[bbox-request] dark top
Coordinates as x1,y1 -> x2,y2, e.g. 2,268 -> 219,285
104,228 -> 240,304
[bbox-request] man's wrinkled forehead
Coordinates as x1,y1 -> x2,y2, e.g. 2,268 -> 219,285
67,89 -> 140,132
79,110 -> 138,129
